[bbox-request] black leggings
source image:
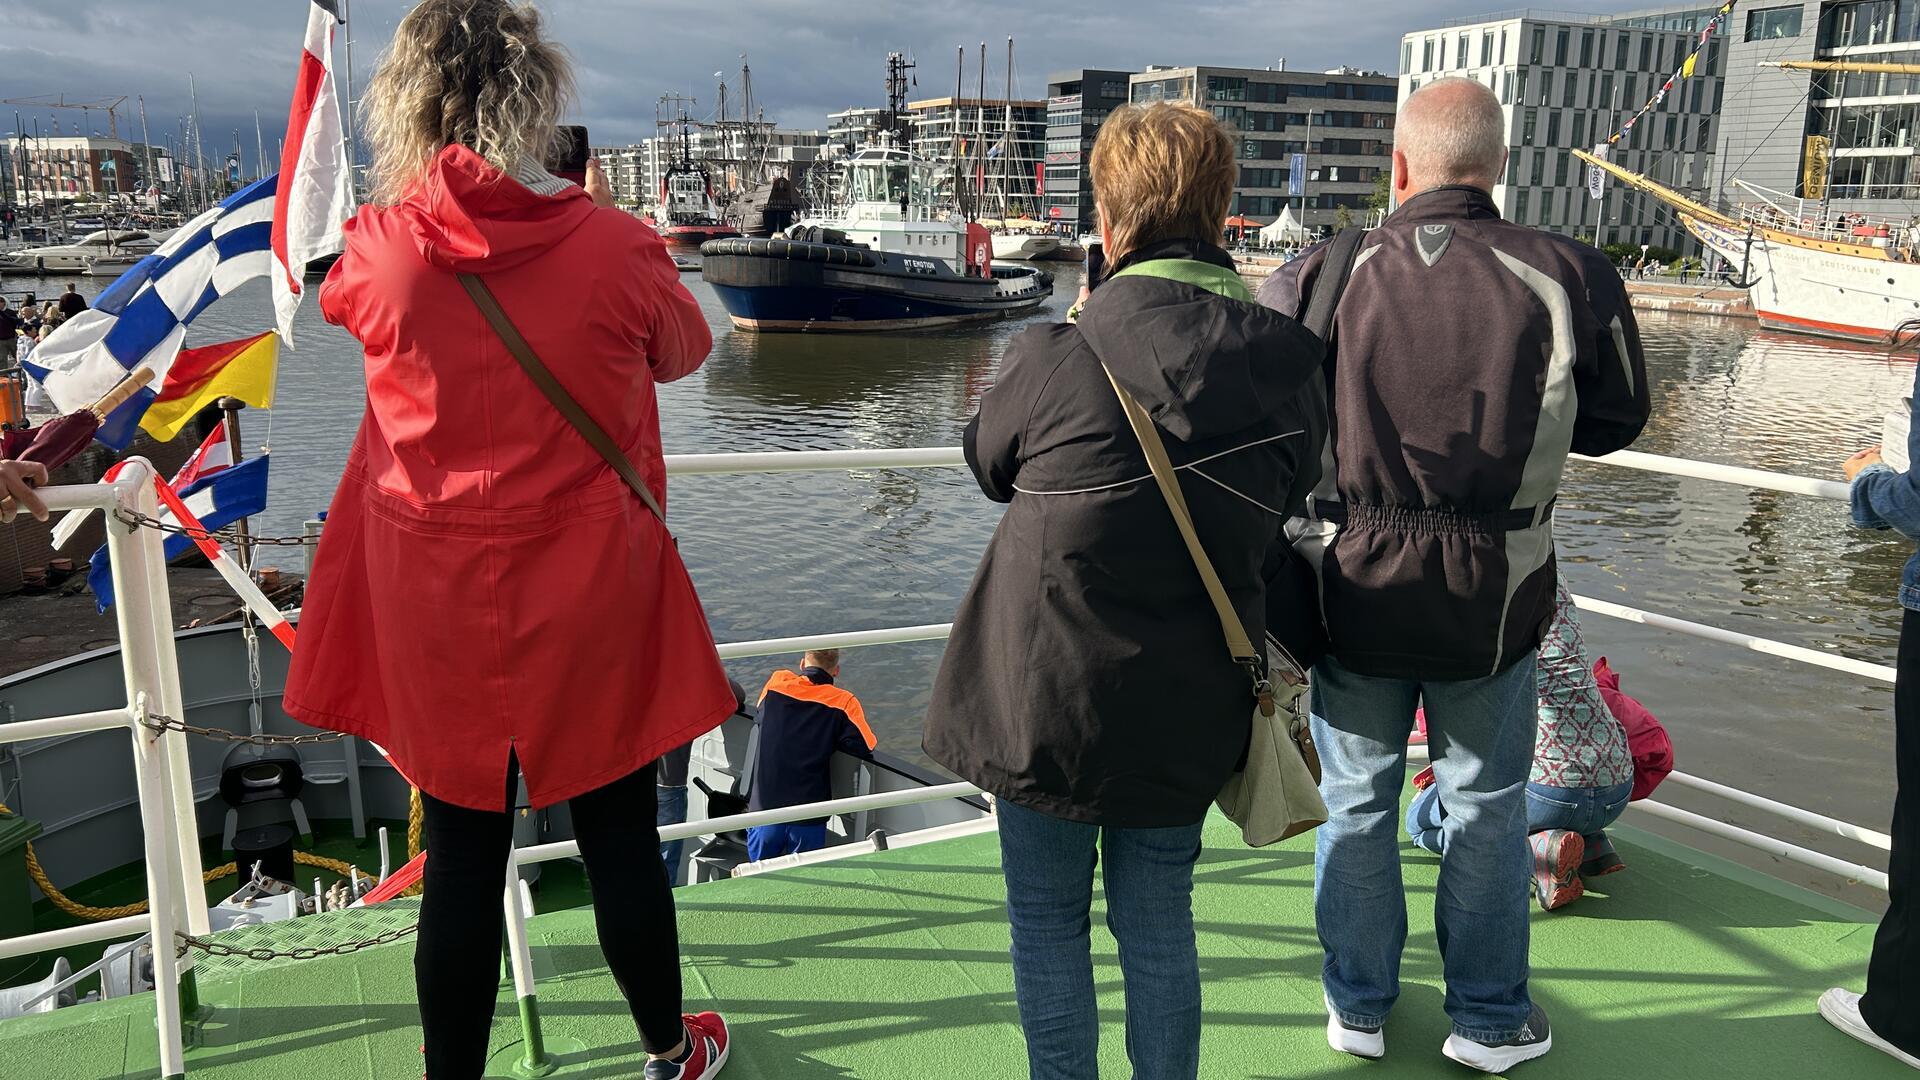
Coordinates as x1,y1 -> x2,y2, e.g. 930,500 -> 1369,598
416,758 -> 685,1079
1863,607 -> 1920,1055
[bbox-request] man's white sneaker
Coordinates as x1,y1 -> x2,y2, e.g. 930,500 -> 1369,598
1441,1003 -> 1552,1073
1325,994 -> 1385,1059
1819,988 -> 1920,1070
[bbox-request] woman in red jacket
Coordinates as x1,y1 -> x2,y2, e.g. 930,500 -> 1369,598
282,4 -> 735,1078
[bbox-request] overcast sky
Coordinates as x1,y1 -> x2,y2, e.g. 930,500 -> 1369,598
4,0 -> 1657,173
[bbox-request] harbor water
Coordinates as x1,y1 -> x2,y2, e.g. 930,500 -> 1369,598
16,265 -> 1913,876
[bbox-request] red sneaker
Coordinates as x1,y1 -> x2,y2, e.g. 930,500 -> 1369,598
644,1013 -> 730,1080
1530,830 -> 1585,911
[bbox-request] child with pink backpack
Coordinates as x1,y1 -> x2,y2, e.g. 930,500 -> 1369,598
1407,576 -> 1673,909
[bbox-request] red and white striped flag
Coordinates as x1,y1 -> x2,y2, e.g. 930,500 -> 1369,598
271,0 -> 352,345
170,423 -> 236,490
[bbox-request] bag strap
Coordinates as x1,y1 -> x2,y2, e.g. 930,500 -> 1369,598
1100,363 -> 1274,715
1300,227 -> 1367,343
457,272 -> 667,525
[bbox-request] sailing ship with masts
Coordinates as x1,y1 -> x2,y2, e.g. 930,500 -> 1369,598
1581,56 -> 1920,342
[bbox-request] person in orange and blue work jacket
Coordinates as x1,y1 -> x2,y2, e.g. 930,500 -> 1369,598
745,649 -> 875,860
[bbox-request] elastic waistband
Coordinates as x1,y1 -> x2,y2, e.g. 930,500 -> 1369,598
1310,498 -> 1555,534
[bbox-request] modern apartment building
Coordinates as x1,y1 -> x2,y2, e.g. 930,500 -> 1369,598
1043,69 -> 1137,233
591,129 -> 828,211
1399,5 -> 1730,251
1127,64 -> 1397,236
5,135 -> 147,204
1718,1 -> 1920,209
904,96 -> 1049,216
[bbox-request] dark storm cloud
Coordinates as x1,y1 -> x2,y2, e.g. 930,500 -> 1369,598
3,0 -> 1654,171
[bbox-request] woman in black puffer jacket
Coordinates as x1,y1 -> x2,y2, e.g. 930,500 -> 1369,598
922,102 -> 1326,1080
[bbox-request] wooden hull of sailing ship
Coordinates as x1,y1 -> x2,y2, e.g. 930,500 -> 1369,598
1685,214 -> 1920,342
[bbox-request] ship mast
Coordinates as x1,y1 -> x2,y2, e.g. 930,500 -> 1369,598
1002,37 -> 1014,219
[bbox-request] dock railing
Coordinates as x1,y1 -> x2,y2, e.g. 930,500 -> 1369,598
0,443 -> 1901,1076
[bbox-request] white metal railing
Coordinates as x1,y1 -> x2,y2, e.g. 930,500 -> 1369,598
0,442 -> 1901,1074
0,460 -> 206,1077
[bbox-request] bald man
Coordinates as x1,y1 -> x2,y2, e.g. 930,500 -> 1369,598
1258,76 -> 1650,1072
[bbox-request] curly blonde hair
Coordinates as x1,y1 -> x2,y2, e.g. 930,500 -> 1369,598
363,0 -> 574,204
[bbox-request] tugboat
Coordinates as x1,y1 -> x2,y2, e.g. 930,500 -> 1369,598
653,100 -> 739,247
699,144 -> 1051,332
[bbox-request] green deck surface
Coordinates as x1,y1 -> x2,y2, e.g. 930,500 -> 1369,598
0,814 -> 1906,1080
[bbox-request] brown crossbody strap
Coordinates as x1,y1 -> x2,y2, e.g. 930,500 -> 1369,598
457,272 -> 667,526
1100,363 -> 1272,712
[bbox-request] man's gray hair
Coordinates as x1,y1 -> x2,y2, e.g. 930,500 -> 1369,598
1396,76 -> 1508,189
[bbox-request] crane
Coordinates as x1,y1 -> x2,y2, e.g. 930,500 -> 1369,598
0,95 -> 131,139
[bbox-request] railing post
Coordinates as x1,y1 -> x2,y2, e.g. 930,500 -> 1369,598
489,849 -> 584,1077
103,462 -> 190,1078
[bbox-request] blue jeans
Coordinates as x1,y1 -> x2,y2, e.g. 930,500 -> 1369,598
745,822 -> 828,861
1408,780 -> 1633,858
1311,652 -> 1538,1044
657,784 -> 688,887
996,800 -> 1204,1080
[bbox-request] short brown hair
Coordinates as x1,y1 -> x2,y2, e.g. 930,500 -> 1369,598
1089,103 -> 1237,265
803,649 -> 841,671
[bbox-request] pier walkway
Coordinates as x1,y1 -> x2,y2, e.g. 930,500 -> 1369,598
0,810 -> 1904,1078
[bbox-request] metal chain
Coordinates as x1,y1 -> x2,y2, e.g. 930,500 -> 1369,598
175,921 -> 418,961
113,508 -> 318,548
138,711 -> 349,746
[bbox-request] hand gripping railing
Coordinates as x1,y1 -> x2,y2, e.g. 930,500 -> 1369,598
0,459 -> 208,1080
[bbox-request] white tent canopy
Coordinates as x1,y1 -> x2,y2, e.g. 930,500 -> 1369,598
1259,205 -> 1312,245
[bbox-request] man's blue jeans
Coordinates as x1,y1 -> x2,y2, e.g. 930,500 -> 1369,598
996,800 -> 1205,1080
1311,652 -> 1538,1044
1408,779 -> 1633,859
745,822 -> 828,861
656,784 -> 688,887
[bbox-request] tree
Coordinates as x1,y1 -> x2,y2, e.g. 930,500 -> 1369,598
1334,205 -> 1355,231
1365,172 -> 1391,216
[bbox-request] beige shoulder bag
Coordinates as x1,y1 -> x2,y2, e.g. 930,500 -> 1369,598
1101,364 -> 1326,846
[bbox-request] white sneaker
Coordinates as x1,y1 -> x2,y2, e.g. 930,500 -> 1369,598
1325,993 -> 1384,1059
1441,1003 -> 1552,1073
1820,988 -> 1920,1070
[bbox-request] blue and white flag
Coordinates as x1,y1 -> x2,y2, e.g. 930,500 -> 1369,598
23,174 -> 280,449
88,455 -> 270,611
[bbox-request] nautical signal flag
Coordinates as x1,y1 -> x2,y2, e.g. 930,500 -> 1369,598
272,0 -> 352,344
22,176 -> 281,450
87,455 -> 269,611
170,422 -> 238,489
138,332 -> 279,442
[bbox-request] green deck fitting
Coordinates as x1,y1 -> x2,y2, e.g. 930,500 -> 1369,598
0,812 -> 1909,1079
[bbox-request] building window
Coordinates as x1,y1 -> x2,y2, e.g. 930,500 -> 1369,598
1531,153 -> 1545,184
1564,72 -> 1579,107
1524,108 -> 1538,144
1547,111 -> 1562,146
1599,71 -> 1614,109
1402,40 -> 1413,73
1617,31 -> 1631,70
1539,70 -> 1554,105
1580,29 -> 1594,67
1423,38 -> 1434,72
1500,28 -> 1509,63
1517,68 -> 1530,104
1531,26 -> 1546,64
1453,34 -> 1465,68
1482,30 -> 1495,65
1639,34 -> 1652,69
1746,5 -> 1803,42
1502,69 -> 1514,104
1555,28 -> 1570,65
1516,189 -> 1530,222
1556,154 -> 1570,187
1572,112 -> 1586,147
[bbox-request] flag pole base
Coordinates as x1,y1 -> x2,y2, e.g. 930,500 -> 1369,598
485,1035 -> 588,1078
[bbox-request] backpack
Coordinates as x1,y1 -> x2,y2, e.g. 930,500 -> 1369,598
1594,656 -> 1674,801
